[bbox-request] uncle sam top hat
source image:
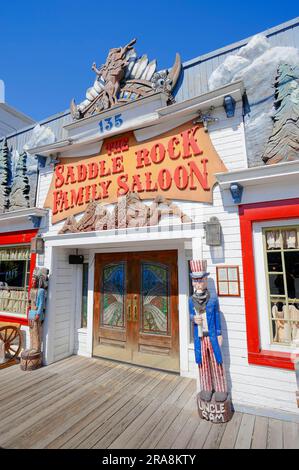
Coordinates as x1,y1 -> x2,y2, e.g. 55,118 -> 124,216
189,260 -> 210,279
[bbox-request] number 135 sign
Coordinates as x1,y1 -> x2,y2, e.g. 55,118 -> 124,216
98,114 -> 123,133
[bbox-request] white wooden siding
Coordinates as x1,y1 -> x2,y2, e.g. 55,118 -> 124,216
41,247 -> 77,363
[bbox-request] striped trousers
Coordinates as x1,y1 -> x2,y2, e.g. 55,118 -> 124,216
198,335 -> 227,393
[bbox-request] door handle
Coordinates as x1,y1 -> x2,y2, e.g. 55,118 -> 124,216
133,295 -> 138,322
127,300 -> 132,322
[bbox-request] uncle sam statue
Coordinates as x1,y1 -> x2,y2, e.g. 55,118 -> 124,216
189,260 -> 233,422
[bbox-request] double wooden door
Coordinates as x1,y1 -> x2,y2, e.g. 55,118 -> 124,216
93,250 -> 179,372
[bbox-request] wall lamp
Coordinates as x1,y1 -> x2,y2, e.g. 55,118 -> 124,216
223,95 -> 236,118
230,182 -> 244,204
204,217 -> 222,246
31,235 -> 45,255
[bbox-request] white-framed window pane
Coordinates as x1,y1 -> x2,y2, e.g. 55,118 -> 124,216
267,252 -> 283,272
218,282 -> 229,295
227,267 -> 238,281
229,282 -> 239,296
284,251 -> 299,299
266,230 -> 281,250
269,274 -> 285,296
282,229 -> 298,249
218,268 -> 227,281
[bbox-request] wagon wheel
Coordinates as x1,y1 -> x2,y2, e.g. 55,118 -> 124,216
0,326 -> 22,361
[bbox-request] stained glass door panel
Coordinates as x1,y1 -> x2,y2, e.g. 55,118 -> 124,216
133,251 -> 179,372
101,263 -> 126,329
141,262 -> 169,335
93,254 -> 133,362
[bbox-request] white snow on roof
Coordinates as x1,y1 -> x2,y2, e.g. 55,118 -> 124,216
208,34 -> 299,166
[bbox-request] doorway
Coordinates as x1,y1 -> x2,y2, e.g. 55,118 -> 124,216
93,250 -> 179,372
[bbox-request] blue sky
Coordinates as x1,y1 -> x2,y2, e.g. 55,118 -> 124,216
0,0 -> 297,121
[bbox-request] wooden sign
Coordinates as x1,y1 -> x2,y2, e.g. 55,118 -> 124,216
45,121 -> 227,224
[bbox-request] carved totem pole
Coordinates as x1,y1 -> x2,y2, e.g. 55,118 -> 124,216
20,268 -> 49,371
189,260 -> 233,423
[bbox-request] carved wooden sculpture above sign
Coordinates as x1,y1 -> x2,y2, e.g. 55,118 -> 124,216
70,38 -> 182,119
44,121 -> 227,224
58,193 -> 192,234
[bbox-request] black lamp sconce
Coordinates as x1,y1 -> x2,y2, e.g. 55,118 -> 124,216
69,249 -> 84,264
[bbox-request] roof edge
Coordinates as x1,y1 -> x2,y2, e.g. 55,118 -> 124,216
183,16 -> 299,69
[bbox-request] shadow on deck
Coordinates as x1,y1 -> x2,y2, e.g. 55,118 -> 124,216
0,355 -> 298,449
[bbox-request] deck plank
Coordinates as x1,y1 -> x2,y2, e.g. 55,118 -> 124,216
170,408 -> 199,449
186,418 -> 213,449
251,416 -> 268,449
155,393 -> 197,449
219,412 -> 243,449
203,422 -> 226,449
267,419 -> 283,449
283,421 -> 299,449
234,414 -> 255,449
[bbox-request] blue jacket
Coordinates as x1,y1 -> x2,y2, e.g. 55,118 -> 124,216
189,295 -> 223,365
28,288 -> 46,322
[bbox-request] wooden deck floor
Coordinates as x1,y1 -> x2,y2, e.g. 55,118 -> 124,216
0,355 -> 298,449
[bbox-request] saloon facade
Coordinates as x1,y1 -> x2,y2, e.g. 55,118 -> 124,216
1,17 -> 299,420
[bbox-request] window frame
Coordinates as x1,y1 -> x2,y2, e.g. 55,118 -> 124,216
0,229 -> 38,325
216,265 -> 241,297
263,225 -> 299,348
239,198 -> 299,371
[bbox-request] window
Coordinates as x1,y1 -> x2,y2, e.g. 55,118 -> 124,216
0,245 -> 31,318
239,198 -> 299,370
81,263 -> 88,328
264,226 -> 299,347
216,266 -> 240,297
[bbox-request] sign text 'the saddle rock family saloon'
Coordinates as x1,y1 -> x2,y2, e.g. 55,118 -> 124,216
45,121 -> 227,223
